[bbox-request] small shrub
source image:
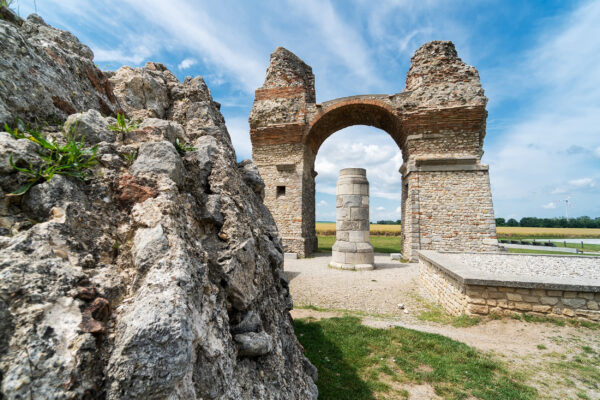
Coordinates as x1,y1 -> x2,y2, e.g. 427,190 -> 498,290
174,138 -> 196,155
537,344 -> 547,350
5,123 -> 98,196
109,113 -> 138,134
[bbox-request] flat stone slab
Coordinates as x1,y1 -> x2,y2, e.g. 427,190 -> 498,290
390,253 -> 403,260
418,250 -> 600,292
284,252 -> 298,260
329,261 -> 374,271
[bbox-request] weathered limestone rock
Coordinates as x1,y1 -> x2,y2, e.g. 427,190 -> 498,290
64,109 -> 116,144
0,10 -> 317,399
0,9 -> 119,126
108,63 -> 176,121
330,168 -> 374,270
250,41 -> 498,260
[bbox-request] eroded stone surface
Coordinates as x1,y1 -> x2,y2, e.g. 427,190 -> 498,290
0,10 -> 119,126
0,10 -> 317,399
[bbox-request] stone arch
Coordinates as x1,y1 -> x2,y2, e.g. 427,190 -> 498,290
304,98 -> 404,154
249,42 -> 498,260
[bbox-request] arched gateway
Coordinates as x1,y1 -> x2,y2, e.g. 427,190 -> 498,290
249,41 -> 498,261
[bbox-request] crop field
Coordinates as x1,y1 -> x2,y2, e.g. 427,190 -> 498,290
316,222 -> 401,236
315,222 -> 600,238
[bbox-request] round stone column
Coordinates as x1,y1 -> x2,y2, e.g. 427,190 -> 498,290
330,168 -> 374,270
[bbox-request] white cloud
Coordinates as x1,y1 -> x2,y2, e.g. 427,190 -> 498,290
594,146 -> 600,158
485,1 -> 600,217
93,47 -> 151,65
225,117 -> 252,160
542,202 -> 557,209
178,58 -> 197,70
318,200 -> 328,207
376,206 -> 385,211
120,0 -> 265,91
569,178 -> 595,187
395,206 -> 402,214
315,126 -> 403,204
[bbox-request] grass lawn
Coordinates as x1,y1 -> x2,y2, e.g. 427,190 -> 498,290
295,316 -> 536,400
318,235 -> 402,253
507,248 -> 600,257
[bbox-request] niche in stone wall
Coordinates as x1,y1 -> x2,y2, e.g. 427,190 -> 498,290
276,186 -> 286,198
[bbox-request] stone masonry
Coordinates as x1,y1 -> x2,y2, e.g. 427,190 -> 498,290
249,42 -> 498,260
330,168 -> 374,270
419,251 -> 600,322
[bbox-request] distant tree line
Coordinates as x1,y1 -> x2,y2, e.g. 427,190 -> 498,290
495,216 -> 600,228
375,220 -> 402,225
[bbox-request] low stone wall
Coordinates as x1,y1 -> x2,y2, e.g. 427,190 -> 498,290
418,251 -> 600,322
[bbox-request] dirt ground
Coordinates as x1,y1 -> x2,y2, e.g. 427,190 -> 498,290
286,253 -> 600,400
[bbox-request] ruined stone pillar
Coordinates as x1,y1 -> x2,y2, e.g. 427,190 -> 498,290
330,168 -> 374,270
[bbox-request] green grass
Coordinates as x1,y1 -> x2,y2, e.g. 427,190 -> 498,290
108,113 -> 138,134
415,297 -> 482,328
507,248 -> 600,257
501,237 -> 600,252
294,316 -> 536,400
318,235 -> 402,254
546,347 -> 600,395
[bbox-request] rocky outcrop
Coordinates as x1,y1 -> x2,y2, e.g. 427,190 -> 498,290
0,8 -> 317,399
0,9 -> 119,126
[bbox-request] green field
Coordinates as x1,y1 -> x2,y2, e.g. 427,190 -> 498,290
315,222 -> 600,239
317,236 -> 600,256
295,316 -> 536,400
318,235 -> 402,253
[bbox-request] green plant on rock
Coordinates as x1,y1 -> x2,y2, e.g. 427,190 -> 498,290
0,0 -> 14,9
109,113 -> 138,134
122,149 -> 137,165
5,123 -> 98,196
174,138 -> 196,155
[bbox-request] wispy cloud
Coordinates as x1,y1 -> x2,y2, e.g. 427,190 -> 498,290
286,0 -> 382,91
485,0 -> 600,218
569,178 -> 595,188
178,58 -> 197,70
542,202 -> 557,209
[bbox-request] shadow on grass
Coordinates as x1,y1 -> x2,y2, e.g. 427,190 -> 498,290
294,318 -> 376,400
295,316 -> 537,400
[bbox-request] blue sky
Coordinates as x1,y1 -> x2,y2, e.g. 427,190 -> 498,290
14,0 -> 600,221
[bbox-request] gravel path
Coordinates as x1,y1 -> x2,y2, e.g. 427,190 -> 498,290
446,253 -> 600,280
285,253 -> 421,316
287,253 -> 600,400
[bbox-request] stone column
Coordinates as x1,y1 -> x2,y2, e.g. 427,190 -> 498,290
330,168 -> 374,270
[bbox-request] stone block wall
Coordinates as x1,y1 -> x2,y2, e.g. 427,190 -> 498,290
252,142 -> 314,255
413,168 -> 498,253
419,254 -> 600,322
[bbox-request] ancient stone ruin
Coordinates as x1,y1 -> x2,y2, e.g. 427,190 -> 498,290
330,168 -> 374,270
250,43 -> 499,261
